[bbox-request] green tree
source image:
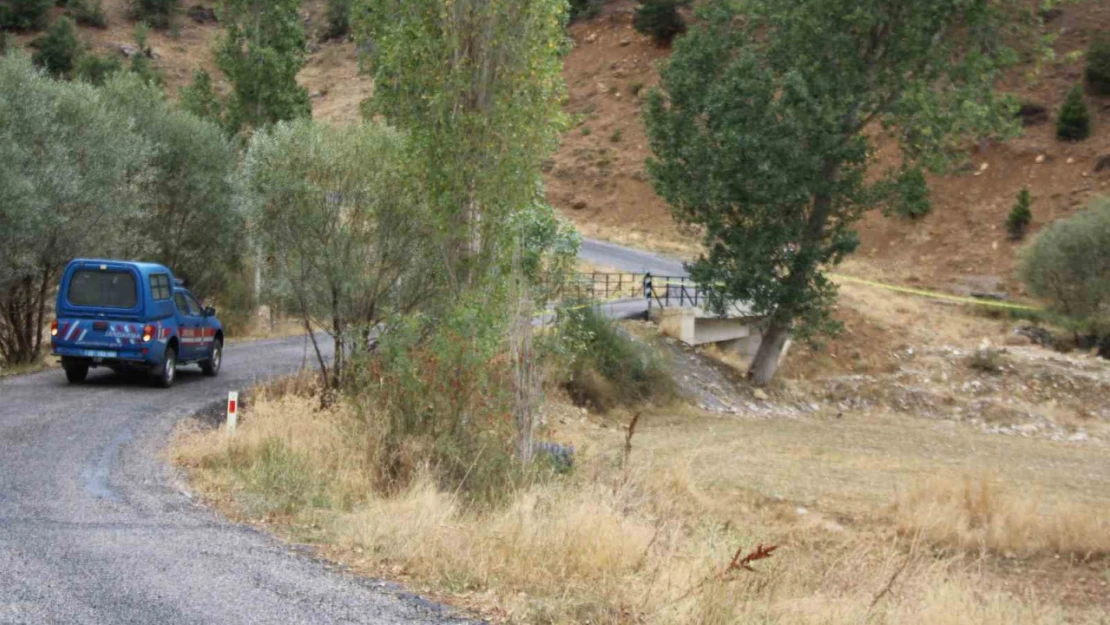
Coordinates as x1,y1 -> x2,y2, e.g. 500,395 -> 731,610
30,16 -> 82,77
1018,198 -> 1110,336
645,0 -> 1023,385
68,0 -> 107,28
242,119 -> 433,388
355,0 -> 568,288
633,0 -> 687,47
216,0 -> 310,133
1007,187 -> 1033,241
0,0 -> 52,31
1056,84 -> 1090,141
74,51 -> 122,85
0,53 -> 150,365
1087,34 -> 1110,95
128,21 -> 163,86
179,69 -> 228,129
100,72 -> 245,300
129,0 -> 178,29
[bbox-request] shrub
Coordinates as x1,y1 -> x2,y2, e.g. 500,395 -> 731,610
0,0 -> 52,31
178,69 -> 226,128
30,17 -> 82,77
633,0 -> 688,47
553,304 -> 674,411
1085,34 -> 1110,95
128,22 -> 162,85
609,128 -> 623,143
1018,198 -> 1110,332
68,0 -> 106,27
568,0 -> 608,22
74,51 -> 122,84
129,0 -> 178,28
1056,85 -> 1090,141
324,0 -> 351,40
1007,187 -> 1032,241
888,165 -> 932,219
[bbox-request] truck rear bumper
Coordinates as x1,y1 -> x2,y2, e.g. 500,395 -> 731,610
52,346 -> 154,366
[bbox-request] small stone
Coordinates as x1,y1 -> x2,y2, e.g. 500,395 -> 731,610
753,389 -> 769,401
619,38 -> 632,46
1035,154 -> 1046,164
310,91 -> 324,98
1066,157 -> 1075,164
120,44 -> 139,58
585,33 -> 597,44
1068,431 -> 1089,442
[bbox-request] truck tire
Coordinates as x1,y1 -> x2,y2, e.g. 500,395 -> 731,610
154,346 -> 177,388
200,339 -> 222,377
62,359 -> 89,384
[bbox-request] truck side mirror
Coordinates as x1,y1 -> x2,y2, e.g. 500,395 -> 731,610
203,306 -> 217,317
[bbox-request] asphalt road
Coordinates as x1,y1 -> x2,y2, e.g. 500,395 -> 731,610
0,238 -> 688,625
0,336 -> 469,625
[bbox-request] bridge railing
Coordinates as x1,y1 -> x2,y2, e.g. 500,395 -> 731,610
561,273 -> 710,310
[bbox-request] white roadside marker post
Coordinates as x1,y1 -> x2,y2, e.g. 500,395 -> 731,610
227,391 -> 239,435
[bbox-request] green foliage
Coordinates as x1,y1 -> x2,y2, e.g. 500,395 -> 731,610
178,69 -> 227,129
609,128 -> 623,142
568,0 -> 608,22
0,31 -> 9,56
242,118 -> 432,386
644,0 -> 1025,384
100,72 -> 244,300
325,0 -> 351,39
0,53 -> 150,365
128,21 -> 163,85
1018,198 -> 1110,332
549,305 -> 674,412
355,0 -> 567,287
217,0 -> 310,133
1007,187 -> 1033,241
68,0 -> 107,27
74,51 -> 122,84
0,0 -> 52,31
30,17 -> 82,77
887,166 -> 932,219
512,197 -> 581,306
632,0 -> 687,46
364,301 -> 521,502
129,0 -> 178,29
1085,34 -> 1110,95
1056,84 -> 1090,141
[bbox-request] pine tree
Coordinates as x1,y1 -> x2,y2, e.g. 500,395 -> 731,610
1007,187 -> 1032,240
1056,85 -> 1091,141
30,17 -> 82,78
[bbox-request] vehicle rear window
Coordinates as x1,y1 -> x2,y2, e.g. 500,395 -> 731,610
150,273 -> 171,301
67,270 -> 138,309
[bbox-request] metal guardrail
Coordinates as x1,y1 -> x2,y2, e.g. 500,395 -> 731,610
565,272 -> 710,310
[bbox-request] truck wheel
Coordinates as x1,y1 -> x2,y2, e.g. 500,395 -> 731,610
154,346 -> 177,388
200,339 -> 222,377
62,359 -> 89,384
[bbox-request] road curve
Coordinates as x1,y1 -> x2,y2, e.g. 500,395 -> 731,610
0,238 -> 686,625
0,336 -> 469,625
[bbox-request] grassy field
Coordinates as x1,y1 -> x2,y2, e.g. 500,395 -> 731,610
171,373 -> 1110,624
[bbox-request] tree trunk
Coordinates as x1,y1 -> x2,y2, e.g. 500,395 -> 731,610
749,318 -> 790,387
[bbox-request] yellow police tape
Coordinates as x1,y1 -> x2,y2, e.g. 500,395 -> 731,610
640,273 -> 1044,313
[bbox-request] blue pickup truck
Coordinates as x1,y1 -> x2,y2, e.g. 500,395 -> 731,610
51,259 -> 224,387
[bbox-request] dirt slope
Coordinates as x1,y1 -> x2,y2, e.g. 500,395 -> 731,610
548,0 -> 1110,295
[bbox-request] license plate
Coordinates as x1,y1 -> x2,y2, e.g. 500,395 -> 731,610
81,350 -> 117,359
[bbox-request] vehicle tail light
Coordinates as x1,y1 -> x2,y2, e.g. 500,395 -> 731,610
51,320 -> 58,337
143,324 -> 155,342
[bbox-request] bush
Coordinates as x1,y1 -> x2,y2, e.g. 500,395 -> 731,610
1056,85 -> 1090,141
68,0 -> 106,27
553,304 -> 674,411
324,0 -> 350,40
1018,198 -> 1110,332
888,165 -> 932,219
0,0 -> 52,31
178,69 -> 226,128
74,51 -> 122,84
129,0 -> 178,28
1007,187 -> 1032,241
30,17 -> 82,77
1085,34 -> 1110,95
568,0 -> 609,22
633,0 -> 688,47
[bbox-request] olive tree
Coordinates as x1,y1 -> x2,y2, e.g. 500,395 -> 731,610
99,73 -> 245,300
242,119 -> 435,388
1019,198 -> 1110,335
645,0 -> 1024,385
0,54 -> 150,365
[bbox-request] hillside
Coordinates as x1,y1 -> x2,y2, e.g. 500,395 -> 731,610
551,0 -> 1110,298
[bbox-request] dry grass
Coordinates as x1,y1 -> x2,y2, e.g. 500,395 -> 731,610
894,476 -> 1110,559
172,386 -> 1110,624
